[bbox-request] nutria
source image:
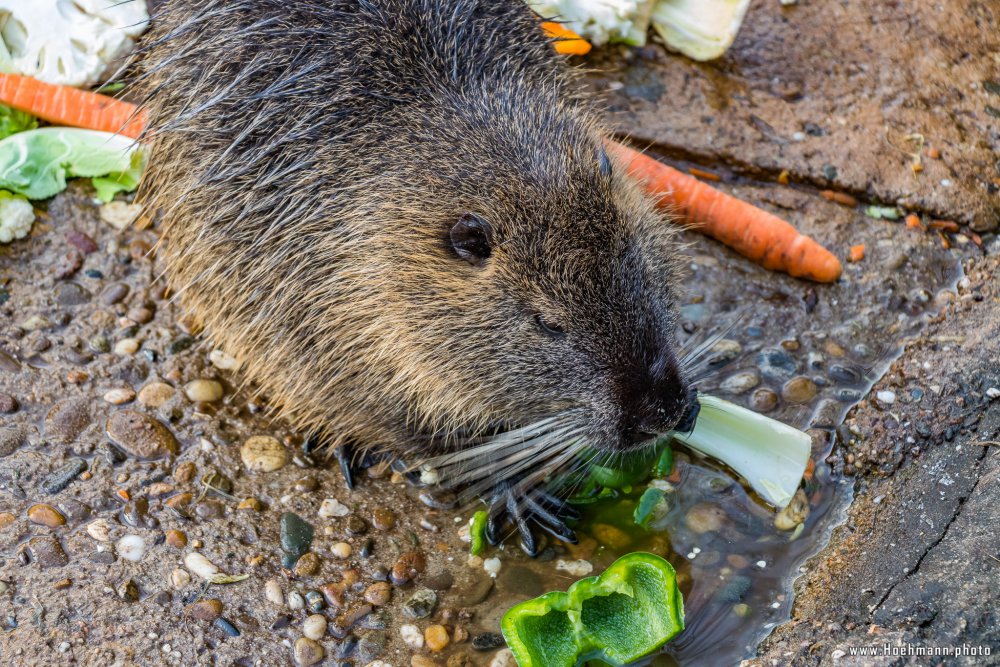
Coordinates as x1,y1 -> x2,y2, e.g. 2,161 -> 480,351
136,0 -> 697,554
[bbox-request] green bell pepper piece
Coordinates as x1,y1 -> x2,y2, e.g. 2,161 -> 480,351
501,552 -> 684,667
469,510 -> 488,556
633,487 -> 669,529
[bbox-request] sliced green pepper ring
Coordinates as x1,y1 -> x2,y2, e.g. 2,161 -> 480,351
501,552 -> 684,667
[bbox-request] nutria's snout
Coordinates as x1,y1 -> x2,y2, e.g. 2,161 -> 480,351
614,350 -> 694,450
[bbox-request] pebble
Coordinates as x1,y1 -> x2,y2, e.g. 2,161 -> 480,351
488,649 -> 517,667
774,489 -> 810,531
265,579 -> 284,605
483,557 -> 502,578
781,376 -> 818,404
555,559 -> 593,577
55,282 -> 91,306
0,425 -> 26,457
28,503 -> 66,528
749,388 -> 778,413
400,624 -> 424,649
138,382 -> 175,408
0,512 -> 15,531
186,599 -> 223,621
100,202 -> 142,229
280,512 -> 315,567
412,657 -> 440,667
294,552 -> 321,576
365,582 -> 392,606
686,503 -> 725,534
591,523 -> 631,550
472,632 -> 505,651
391,550 -> 427,585
86,519 -> 112,542
719,371 -> 760,395
184,379 -> 224,403
106,410 -> 180,459
985,387 -> 1000,400
357,632 -> 387,663
170,568 -> 191,589
287,591 -> 306,611
372,508 -> 397,530
41,458 -> 88,494
293,637 -> 325,666
165,529 -> 188,548
214,617 -> 240,637
331,542 -> 352,559
318,498 -> 350,518
241,436 -> 288,472
184,552 -> 221,580
27,535 -> 69,568
708,339 -> 742,366
103,387 -> 136,405
425,625 -> 450,652
402,588 -> 438,619
876,390 -> 897,404
100,283 -> 130,305
302,614 -> 327,641
116,535 -> 146,562
209,349 -> 241,370
44,399 -> 91,445
0,393 -> 17,413
114,338 -> 140,355
346,515 -> 369,535
756,347 -> 797,382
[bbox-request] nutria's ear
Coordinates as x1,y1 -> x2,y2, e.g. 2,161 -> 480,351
450,213 -> 494,266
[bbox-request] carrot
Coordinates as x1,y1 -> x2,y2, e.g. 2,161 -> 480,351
688,166 -> 721,182
904,213 -> 922,229
607,141 -> 843,283
848,244 -> 865,262
820,190 -> 858,207
0,73 -> 146,139
541,22 -> 592,56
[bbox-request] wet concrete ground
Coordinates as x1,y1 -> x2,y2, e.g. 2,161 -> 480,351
1,1 -> 998,666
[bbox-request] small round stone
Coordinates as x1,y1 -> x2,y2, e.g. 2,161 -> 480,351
400,624 -> 424,650
114,338 -> 140,355
402,588 -> 438,619
103,388 -> 136,405
425,624 -> 450,652
293,637 -> 325,666
106,410 -> 180,459
318,498 -> 350,518
749,388 -> 779,413
186,598 -> 223,621
265,579 -> 284,605
170,568 -> 191,589
302,614 -> 327,641
184,379 -> 224,403
686,503 -> 725,534
294,552 -> 321,576
331,542 -> 352,559
209,349 -> 241,370
287,591 -> 305,611
241,436 -> 288,472
165,529 -> 188,548
184,552 -> 221,580
27,503 -> 66,528
138,382 -> 175,408
364,582 -> 392,606
781,376 -> 818,404
372,508 -> 396,530
86,519 -> 112,542
116,535 -> 146,562
719,371 -> 760,395
488,649 -> 516,667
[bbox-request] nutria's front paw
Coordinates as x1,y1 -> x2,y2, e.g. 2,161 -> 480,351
485,480 -> 579,557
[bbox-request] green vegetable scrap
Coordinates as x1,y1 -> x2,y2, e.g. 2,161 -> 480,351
0,105 -> 37,140
0,127 -> 144,202
469,510 -> 488,556
585,436 -> 671,491
501,552 -> 684,667
865,205 -> 900,220
632,487 -> 669,529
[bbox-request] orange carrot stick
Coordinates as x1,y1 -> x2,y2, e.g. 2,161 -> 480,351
0,73 -> 147,139
607,141 -> 843,283
541,22 -> 592,56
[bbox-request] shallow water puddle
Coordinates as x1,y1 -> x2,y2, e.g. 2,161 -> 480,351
484,215 -> 963,665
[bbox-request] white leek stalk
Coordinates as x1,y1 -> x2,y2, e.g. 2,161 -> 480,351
672,394 -> 810,508
651,0 -> 752,61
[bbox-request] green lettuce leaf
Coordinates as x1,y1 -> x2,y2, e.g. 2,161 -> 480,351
0,128 -> 144,201
0,105 -> 37,140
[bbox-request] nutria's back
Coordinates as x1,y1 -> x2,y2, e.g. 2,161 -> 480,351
137,0 -> 690,509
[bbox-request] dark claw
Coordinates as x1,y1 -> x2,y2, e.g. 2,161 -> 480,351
483,479 -> 578,556
332,443 -> 355,490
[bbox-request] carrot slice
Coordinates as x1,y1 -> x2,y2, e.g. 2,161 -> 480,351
0,73 -> 147,139
541,21 -> 592,56
607,141 -> 843,283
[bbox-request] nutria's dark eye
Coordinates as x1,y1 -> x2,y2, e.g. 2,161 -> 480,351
535,313 -> 566,337
450,213 -> 493,266
597,147 -> 612,177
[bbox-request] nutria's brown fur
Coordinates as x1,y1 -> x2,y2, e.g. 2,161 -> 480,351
136,0 -> 690,513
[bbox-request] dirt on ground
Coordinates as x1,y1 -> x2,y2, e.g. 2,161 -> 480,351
0,1 -> 998,666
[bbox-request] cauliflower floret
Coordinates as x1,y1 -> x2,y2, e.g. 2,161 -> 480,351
0,190 -> 34,244
0,0 -> 150,87
530,0 -> 646,46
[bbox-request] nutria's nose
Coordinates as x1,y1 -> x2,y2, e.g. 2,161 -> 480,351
617,352 -> 690,438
